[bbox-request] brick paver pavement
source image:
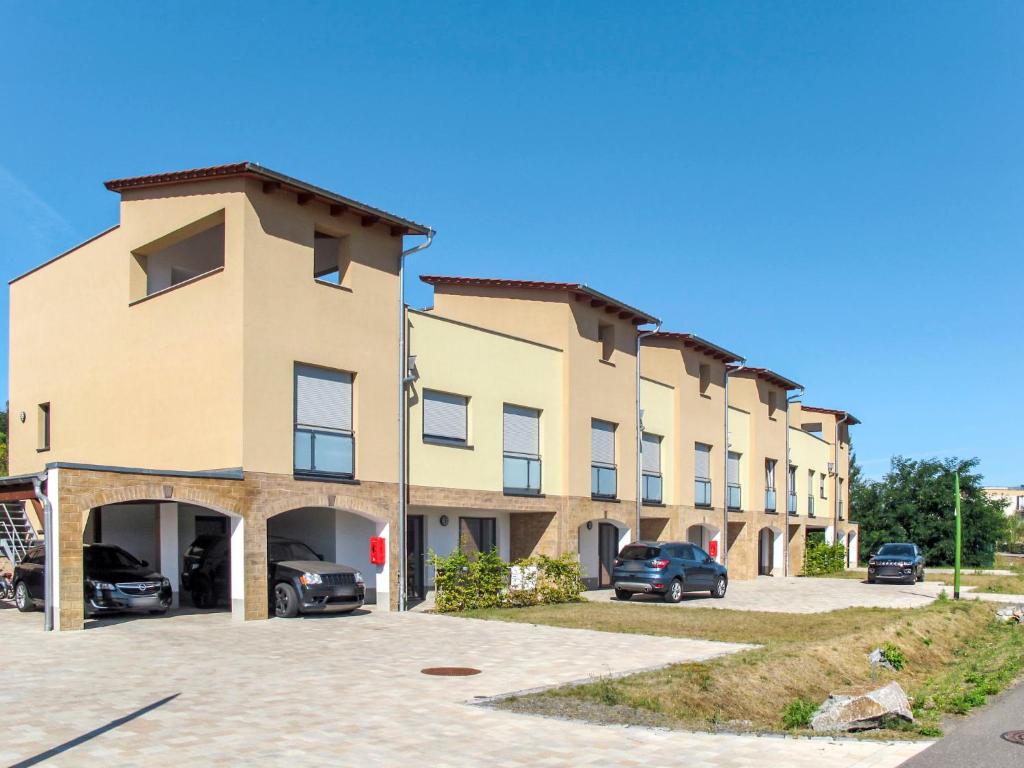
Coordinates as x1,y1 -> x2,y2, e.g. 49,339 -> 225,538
0,606 -> 929,767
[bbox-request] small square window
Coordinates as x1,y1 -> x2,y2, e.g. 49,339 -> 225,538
313,231 -> 351,287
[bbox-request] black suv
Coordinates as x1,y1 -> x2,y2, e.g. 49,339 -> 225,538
867,543 -> 925,584
185,534 -> 365,617
14,543 -> 172,616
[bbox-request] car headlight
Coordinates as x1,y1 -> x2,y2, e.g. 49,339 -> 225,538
299,572 -> 322,586
160,578 -> 170,587
92,581 -> 114,592
189,562 -> 200,570
354,572 -> 364,585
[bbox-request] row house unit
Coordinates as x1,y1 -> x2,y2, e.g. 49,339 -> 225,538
3,163 -> 858,631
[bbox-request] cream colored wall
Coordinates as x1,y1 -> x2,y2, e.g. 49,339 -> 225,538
640,376 -> 675,505
431,286 -> 642,501
640,342 -> 728,508
985,487 -> 1024,517
788,424 -> 832,517
726,405 -> 750,509
8,180 -> 247,475
237,178 -> 403,482
730,375 -> 787,513
407,310 -> 564,494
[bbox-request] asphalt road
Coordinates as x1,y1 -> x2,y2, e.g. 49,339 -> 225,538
900,680 -> 1024,768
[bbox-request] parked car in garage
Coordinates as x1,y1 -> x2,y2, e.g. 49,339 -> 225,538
186,534 -> 365,617
612,540 -> 728,602
867,543 -> 925,584
181,534 -> 225,593
13,543 -> 172,616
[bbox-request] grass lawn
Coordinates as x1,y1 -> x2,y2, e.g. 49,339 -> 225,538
819,566 -> 1024,595
465,599 -> 1024,738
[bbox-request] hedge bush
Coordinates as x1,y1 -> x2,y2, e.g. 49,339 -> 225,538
802,540 -> 847,576
430,547 -> 584,612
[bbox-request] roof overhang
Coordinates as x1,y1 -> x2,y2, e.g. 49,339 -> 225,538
800,405 -> 861,425
729,365 -> 803,391
645,331 -> 744,363
420,275 -> 659,326
104,162 -> 432,237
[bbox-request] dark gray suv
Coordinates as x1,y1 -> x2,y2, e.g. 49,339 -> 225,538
612,541 -> 728,602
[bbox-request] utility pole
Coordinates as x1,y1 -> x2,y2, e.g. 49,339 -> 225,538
954,471 -> 962,600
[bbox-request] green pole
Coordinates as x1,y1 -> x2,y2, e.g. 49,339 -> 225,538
954,471 -> 962,600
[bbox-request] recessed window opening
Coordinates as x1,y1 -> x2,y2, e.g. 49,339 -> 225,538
313,231 -> 351,286
598,323 -> 615,361
38,402 -> 50,451
699,363 -> 711,395
133,214 -> 225,299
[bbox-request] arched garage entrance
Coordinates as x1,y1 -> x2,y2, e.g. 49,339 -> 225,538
757,526 -> 783,576
577,519 -> 630,590
83,500 -> 244,621
267,506 -> 389,608
687,524 -> 722,562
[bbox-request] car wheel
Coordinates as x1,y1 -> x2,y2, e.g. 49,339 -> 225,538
664,578 -> 684,603
868,576 -> 876,584
712,576 -> 727,599
614,588 -> 632,601
274,582 -> 300,618
14,582 -> 33,612
917,570 -> 925,583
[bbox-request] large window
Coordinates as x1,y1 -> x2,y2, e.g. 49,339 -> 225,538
294,364 -> 354,478
503,404 -> 541,495
727,451 -> 742,509
765,459 -> 777,512
695,443 -> 712,506
807,469 -> 816,516
423,390 -> 468,445
787,464 -> 798,514
130,210 -> 225,301
460,517 -> 496,557
642,432 -> 663,503
591,419 -> 617,498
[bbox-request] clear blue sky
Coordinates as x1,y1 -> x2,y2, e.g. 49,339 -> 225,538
1,2 -> 1021,483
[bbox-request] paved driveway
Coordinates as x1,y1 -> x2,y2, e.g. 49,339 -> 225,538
586,576 -> 959,613
0,606 -> 928,767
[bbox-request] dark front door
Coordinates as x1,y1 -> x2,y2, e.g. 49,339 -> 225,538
407,514 -> 425,601
598,523 -> 618,587
459,517 -> 496,558
759,529 -> 773,576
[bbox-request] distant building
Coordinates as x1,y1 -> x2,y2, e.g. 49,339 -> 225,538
984,486 -> 1024,518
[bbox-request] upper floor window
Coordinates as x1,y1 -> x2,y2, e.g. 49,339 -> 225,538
699,363 -> 711,395
695,442 -> 712,506
807,469 -> 816,515
294,363 -> 354,478
641,432 -> 663,503
598,323 -> 615,361
313,230 -> 352,287
423,390 -> 469,446
727,451 -> 742,509
591,419 -> 617,498
503,404 -> 541,495
37,402 -> 51,452
768,390 -> 778,419
787,464 -> 797,514
765,458 -> 777,511
819,472 -> 827,498
130,210 -> 225,301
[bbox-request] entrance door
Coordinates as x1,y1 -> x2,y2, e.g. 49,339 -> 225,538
759,529 -> 774,576
407,515 -> 425,601
598,523 -> 618,588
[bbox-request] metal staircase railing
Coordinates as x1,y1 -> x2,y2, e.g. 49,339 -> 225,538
0,503 -> 40,566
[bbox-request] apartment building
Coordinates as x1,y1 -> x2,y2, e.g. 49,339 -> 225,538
3,163 -> 859,630
984,485 -> 1024,518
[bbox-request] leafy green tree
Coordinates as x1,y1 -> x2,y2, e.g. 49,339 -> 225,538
851,456 -> 1007,567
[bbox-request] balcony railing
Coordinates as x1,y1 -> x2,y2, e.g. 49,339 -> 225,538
695,478 -> 712,507
592,463 -> 617,499
643,472 -> 663,504
294,426 -> 354,478
504,453 -> 542,495
727,483 -> 742,510
808,494 -> 815,517
765,489 -> 777,512
787,492 -> 797,515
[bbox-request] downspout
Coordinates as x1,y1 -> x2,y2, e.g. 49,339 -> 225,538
398,229 -> 435,612
784,388 -> 804,577
833,414 -> 850,542
32,474 -> 54,632
722,363 -> 747,565
635,322 -> 661,539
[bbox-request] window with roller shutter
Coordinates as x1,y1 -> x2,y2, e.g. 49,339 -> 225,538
591,419 -> 617,498
695,443 -> 712,507
293,363 -> 354,477
642,432 -> 662,503
503,405 -> 541,494
423,390 -> 469,445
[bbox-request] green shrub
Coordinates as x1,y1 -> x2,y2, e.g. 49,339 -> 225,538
881,643 -> 908,671
430,544 -> 584,612
802,540 -> 847,575
781,697 -> 818,730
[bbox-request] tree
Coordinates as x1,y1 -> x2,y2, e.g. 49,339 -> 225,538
851,456 -> 1007,567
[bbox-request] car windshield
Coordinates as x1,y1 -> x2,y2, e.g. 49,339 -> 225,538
877,544 -> 915,557
619,545 -> 661,561
85,547 -> 143,570
270,540 -> 319,562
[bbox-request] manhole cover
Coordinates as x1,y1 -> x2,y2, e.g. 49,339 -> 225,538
1001,731 -> 1024,746
421,666 -> 481,677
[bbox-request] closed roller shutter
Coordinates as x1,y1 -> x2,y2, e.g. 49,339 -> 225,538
295,364 -> 352,432
424,391 -> 468,442
591,419 -> 616,465
642,433 -> 661,473
503,405 -> 539,456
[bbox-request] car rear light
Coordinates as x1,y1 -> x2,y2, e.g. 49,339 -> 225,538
649,559 -> 670,570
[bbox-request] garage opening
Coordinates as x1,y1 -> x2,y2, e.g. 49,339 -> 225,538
267,507 -> 388,613
757,526 -> 783,576
577,519 -> 630,590
83,501 -> 242,622
687,523 -> 722,562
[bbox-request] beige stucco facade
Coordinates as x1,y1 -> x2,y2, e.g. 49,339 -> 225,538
983,486 -> 1024,518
